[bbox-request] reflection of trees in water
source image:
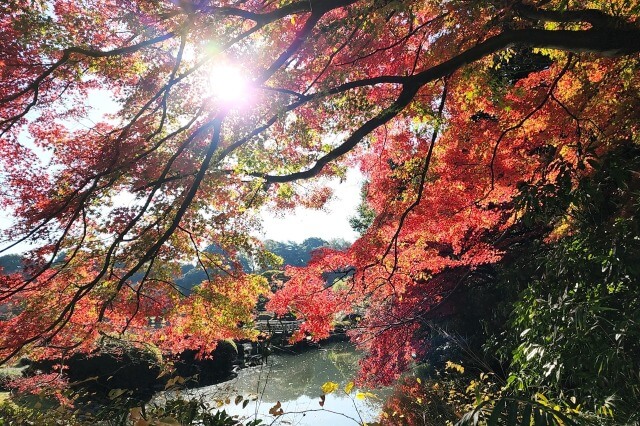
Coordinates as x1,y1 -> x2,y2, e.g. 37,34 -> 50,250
179,343 -> 386,425
224,343 -> 361,403
326,344 -> 360,382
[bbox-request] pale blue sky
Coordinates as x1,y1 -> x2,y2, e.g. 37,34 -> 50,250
258,169 -> 362,243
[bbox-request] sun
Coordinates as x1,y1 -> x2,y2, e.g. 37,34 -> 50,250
207,64 -> 252,108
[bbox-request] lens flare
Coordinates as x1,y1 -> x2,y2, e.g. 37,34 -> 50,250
207,64 -> 251,108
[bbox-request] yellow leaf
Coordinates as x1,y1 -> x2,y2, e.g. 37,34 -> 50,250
536,393 -> 549,406
466,380 -> 477,393
445,361 -> 465,374
344,381 -> 354,394
416,378 -> 422,384
321,381 -> 339,394
355,392 -> 366,400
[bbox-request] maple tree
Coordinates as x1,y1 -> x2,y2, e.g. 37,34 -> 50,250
1,0 -> 639,407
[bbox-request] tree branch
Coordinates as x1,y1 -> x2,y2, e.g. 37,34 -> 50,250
514,3 -> 635,29
258,27 -> 640,184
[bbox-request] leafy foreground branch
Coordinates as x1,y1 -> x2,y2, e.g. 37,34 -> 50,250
0,392 -> 264,426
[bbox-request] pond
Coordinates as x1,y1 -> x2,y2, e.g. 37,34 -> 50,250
171,342 -> 389,425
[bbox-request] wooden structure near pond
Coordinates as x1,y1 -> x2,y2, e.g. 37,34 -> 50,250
253,311 -> 354,344
255,317 -> 303,337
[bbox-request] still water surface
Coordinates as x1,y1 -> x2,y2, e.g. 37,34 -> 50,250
176,342 -> 388,425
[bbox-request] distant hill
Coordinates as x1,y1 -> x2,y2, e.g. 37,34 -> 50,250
263,237 -> 349,267
176,237 -> 349,293
0,254 -> 22,274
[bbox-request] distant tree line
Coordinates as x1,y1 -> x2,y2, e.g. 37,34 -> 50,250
1,238 -> 350,296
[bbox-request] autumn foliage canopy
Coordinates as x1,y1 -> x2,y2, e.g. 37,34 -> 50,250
1,0 -> 639,390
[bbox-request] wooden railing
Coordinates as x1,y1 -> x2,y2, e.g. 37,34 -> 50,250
255,319 -> 303,336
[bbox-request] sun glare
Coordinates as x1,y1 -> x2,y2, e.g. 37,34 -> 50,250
207,65 -> 252,108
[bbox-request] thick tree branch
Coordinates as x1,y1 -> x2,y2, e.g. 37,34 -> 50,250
262,83 -> 420,183
514,3 -> 635,29
259,27 -> 640,184
200,0 -> 358,24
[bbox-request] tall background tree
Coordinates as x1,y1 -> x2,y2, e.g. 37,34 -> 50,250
1,0 -> 640,421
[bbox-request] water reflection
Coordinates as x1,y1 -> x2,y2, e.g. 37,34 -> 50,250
176,342 -> 388,425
